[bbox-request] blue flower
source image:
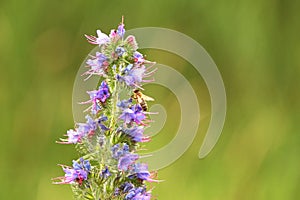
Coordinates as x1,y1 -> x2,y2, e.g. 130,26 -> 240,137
85,115 -> 98,131
133,51 -> 144,64
84,52 -> 109,79
117,98 -> 132,109
118,65 -> 147,88
76,115 -> 98,137
109,29 -> 117,38
117,23 -> 125,37
125,186 -> 151,200
126,35 -> 138,50
61,115 -> 96,144
85,29 -> 110,46
121,182 -> 134,193
66,129 -> 82,144
128,163 -> 150,181
101,166 -> 111,178
62,168 -> 78,184
55,158 -> 91,185
88,81 -> 110,103
61,114 -> 109,144
96,52 -> 108,63
123,64 -> 133,74
73,158 -> 91,172
122,126 -> 150,143
84,81 -> 110,114
131,191 -> 151,200
97,115 -> 109,131
128,163 -> 159,183
119,104 -> 146,125
65,158 -> 90,184
111,143 -> 130,159
118,153 -> 139,171
115,46 -> 126,57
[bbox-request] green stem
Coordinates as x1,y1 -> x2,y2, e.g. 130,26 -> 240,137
89,182 -> 99,200
109,79 -> 119,135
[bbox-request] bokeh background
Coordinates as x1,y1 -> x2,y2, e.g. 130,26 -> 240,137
1,0 -> 299,199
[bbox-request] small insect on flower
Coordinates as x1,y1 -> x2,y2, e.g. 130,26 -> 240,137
131,89 -> 154,111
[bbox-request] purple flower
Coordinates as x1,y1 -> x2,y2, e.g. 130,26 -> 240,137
125,187 -> 151,200
64,159 -> 90,184
83,81 -> 110,114
60,114 -> 110,144
122,66 -> 146,87
117,98 -> 132,109
59,115 -> 97,144
88,81 -> 110,103
133,51 -> 144,64
95,52 -> 109,66
115,46 -> 126,57
118,153 -> 139,171
73,158 -> 91,171
123,64 -> 133,74
118,59 -> 157,88
97,115 -> 109,131
54,158 -> 91,185
117,23 -> 125,37
119,108 -> 137,124
111,143 -> 130,159
111,143 -> 140,171
126,35 -> 138,50
62,168 -> 78,184
122,126 -> 150,143
109,29 -> 117,38
118,64 -> 156,89
65,129 -> 82,144
85,30 -> 110,46
84,52 -> 109,79
131,191 -> 151,200
99,80 -> 110,102
129,163 -> 150,180
85,115 -> 98,131
114,188 -> 120,196
121,182 -> 135,193
119,104 -> 146,125
101,166 -> 111,178
90,101 -> 102,115
129,163 -> 158,182
76,115 -> 98,137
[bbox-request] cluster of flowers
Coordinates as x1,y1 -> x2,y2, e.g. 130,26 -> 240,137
53,18 -> 159,200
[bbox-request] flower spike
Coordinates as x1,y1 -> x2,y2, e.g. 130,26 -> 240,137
54,17 -> 160,200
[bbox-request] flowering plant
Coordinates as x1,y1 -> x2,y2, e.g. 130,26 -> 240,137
53,18 -> 159,200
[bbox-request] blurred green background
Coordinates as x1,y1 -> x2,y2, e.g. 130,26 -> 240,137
1,0 -> 299,199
